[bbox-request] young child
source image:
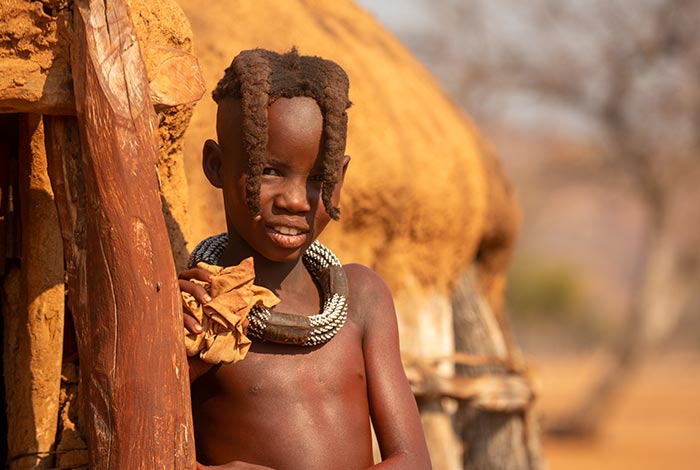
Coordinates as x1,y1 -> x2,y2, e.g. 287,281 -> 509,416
179,48 -> 431,470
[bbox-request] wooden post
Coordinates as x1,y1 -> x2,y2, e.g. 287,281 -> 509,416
43,114 -> 89,469
42,0 -> 196,467
394,279 -> 462,470
452,269 -> 544,470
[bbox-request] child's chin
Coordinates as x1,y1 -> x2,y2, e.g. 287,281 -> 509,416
258,243 -> 308,263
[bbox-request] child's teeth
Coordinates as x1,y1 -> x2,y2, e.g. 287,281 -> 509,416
275,226 -> 300,235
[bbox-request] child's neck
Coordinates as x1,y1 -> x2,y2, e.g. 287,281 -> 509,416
218,236 -> 313,296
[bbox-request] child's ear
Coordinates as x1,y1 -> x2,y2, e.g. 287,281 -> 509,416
340,154 -> 351,183
202,139 -> 224,188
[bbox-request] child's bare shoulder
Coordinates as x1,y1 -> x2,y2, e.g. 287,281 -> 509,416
343,263 -> 391,297
342,263 -> 397,329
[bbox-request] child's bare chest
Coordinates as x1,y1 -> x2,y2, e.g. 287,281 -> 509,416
190,320 -> 372,466
211,324 -> 361,394
191,318 -> 367,412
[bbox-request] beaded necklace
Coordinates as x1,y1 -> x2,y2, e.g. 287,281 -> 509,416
189,233 -> 348,346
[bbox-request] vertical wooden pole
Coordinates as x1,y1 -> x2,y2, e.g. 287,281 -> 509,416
45,0 -> 196,467
4,115 -> 64,469
452,269 -> 544,470
43,115 -> 89,469
394,279 -> 462,470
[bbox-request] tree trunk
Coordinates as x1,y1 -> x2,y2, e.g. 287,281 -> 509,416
40,0 -> 196,467
551,198 -> 698,436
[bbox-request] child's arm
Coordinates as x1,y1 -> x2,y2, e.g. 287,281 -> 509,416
344,264 -> 432,470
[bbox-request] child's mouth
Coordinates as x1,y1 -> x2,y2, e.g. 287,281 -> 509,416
266,225 -> 308,249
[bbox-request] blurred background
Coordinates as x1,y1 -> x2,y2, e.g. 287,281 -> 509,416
356,0 -> 700,469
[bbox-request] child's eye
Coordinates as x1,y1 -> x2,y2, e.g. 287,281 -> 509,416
262,167 -> 282,177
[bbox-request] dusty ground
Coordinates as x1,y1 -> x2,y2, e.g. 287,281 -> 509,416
535,352 -> 700,470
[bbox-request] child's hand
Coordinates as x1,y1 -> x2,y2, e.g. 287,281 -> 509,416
178,267 -> 212,334
178,266 -> 252,338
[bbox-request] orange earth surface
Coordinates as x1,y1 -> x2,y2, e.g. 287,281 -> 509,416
535,352 -> 700,470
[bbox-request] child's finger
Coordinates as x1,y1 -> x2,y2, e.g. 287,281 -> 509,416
179,267 -> 212,283
179,279 -> 213,305
183,312 -> 203,334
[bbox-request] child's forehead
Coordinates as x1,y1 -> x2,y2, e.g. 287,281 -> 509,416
266,98 -> 324,166
215,96 -> 322,134
216,97 -> 325,165
267,97 -> 323,143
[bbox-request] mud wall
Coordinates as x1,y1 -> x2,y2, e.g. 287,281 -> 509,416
0,0 -> 202,270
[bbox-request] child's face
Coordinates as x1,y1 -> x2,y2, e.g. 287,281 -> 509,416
206,96 -> 349,263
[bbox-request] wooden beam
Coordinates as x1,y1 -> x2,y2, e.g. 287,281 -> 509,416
46,0 -> 196,467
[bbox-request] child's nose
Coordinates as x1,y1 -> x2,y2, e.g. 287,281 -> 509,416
276,178 -> 313,213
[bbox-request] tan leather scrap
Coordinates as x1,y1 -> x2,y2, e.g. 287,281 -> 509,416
182,258 -> 279,364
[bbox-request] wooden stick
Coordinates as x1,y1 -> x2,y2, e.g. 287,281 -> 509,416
48,0 -> 196,467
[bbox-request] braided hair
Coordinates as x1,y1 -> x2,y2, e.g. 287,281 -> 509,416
212,48 -> 351,221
